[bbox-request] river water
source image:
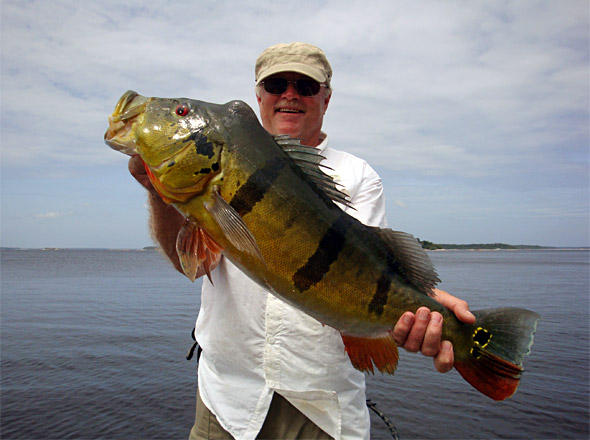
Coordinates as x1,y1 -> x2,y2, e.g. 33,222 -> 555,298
1,249 -> 588,439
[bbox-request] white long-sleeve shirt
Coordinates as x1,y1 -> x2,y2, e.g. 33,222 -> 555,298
194,134 -> 387,440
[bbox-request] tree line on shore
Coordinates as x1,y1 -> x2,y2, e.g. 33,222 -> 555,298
417,240 -> 547,250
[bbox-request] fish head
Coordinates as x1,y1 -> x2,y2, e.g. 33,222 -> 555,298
105,90 -> 224,203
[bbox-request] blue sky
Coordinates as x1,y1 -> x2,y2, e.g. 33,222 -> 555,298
1,0 -> 588,248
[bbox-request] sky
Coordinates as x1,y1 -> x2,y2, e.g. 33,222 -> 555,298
1,0 -> 588,249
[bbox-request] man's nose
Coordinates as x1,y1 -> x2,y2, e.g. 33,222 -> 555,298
282,81 -> 300,98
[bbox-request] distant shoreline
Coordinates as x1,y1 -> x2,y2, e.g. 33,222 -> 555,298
427,247 -> 589,251
1,246 -> 589,252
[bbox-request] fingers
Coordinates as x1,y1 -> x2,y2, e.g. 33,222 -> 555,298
392,307 -> 455,373
392,290 -> 473,374
433,289 -> 476,324
393,308 -> 442,354
403,307 -> 432,353
433,341 -> 454,373
391,312 -> 414,346
128,155 -> 153,190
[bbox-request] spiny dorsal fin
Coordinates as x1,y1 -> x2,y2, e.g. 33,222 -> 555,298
273,135 -> 352,209
372,228 -> 440,296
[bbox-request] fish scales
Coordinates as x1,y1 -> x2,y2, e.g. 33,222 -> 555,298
219,130 -> 402,332
105,91 -> 540,400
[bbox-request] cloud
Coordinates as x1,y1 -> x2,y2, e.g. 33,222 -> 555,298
34,211 -> 72,220
1,0 -> 587,247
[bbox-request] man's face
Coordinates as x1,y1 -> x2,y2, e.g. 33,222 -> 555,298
256,72 -> 331,147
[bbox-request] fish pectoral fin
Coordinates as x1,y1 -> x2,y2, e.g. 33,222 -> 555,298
176,217 -> 223,283
341,333 -> 399,375
205,188 -> 265,265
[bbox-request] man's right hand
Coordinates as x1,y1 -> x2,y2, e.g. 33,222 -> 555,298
128,155 -> 189,274
128,155 -> 153,191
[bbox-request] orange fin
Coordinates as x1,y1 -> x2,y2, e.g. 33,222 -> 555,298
454,348 -> 522,401
454,307 -> 540,401
175,217 -> 223,283
341,334 -> 399,374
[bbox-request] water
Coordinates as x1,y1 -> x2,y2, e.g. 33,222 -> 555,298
1,249 -> 588,440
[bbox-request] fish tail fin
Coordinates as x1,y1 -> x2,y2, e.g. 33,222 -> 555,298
454,307 -> 540,400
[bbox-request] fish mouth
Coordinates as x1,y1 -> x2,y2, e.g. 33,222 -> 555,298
104,90 -> 149,155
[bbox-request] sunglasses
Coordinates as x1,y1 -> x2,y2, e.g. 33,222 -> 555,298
261,77 -> 327,97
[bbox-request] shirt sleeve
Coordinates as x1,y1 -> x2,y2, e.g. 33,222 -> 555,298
344,161 -> 388,229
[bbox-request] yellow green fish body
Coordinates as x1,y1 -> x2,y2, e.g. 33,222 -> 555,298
105,91 -> 540,400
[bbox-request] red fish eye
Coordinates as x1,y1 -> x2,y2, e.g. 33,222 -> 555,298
175,104 -> 190,116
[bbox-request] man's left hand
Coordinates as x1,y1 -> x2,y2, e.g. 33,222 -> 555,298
391,289 -> 476,373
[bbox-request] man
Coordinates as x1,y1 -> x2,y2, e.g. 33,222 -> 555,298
129,42 -> 475,439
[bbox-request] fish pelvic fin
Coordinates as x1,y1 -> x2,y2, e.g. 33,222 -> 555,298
205,188 -> 265,265
454,307 -> 540,401
341,333 -> 399,375
176,217 -> 223,283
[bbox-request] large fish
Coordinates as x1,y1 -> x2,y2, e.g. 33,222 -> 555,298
105,90 -> 540,401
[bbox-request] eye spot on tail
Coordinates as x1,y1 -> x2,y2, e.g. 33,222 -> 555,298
469,328 -> 491,358
473,327 -> 491,347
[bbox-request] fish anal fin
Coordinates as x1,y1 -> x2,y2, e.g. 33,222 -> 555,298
175,217 -> 223,283
341,334 -> 399,375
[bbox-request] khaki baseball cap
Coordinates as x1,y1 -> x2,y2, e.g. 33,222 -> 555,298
255,42 -> 332,87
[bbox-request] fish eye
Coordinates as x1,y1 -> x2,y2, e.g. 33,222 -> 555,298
175,103 -> 190,116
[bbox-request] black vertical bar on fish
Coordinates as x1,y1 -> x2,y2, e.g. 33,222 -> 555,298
292,215 -> 351,292
229,157 -> 286,217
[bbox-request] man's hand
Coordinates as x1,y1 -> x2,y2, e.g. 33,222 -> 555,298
128,155 -> 153,191
391,289 -> 476,373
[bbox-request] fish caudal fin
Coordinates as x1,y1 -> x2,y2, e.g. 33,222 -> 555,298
454,307 -> 540,401
341,334 -> 399,374
176,217 -> 223,283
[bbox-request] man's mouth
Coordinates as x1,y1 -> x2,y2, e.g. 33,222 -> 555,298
276,108 -> 304,114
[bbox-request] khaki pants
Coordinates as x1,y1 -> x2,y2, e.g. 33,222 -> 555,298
189,388 -> 333,440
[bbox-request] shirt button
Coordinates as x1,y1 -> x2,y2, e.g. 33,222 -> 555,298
267,335 -> 276,345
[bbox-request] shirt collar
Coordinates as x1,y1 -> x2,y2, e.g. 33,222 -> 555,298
315,132 -> 328,154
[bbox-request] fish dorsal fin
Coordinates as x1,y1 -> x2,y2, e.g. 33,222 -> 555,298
372,228 -> 440,296
274,135 -> 352,209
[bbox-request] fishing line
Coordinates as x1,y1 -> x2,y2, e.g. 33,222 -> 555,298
366,399 -> 400,440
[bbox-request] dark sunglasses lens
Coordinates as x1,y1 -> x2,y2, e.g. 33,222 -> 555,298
264,78 -> 287,94
263,78 -> 321,96
296,79 -> 320,96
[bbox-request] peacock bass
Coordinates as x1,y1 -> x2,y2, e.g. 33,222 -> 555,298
105,90 -> 540,401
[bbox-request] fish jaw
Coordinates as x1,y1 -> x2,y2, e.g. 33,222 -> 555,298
104,90 -> 149,155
